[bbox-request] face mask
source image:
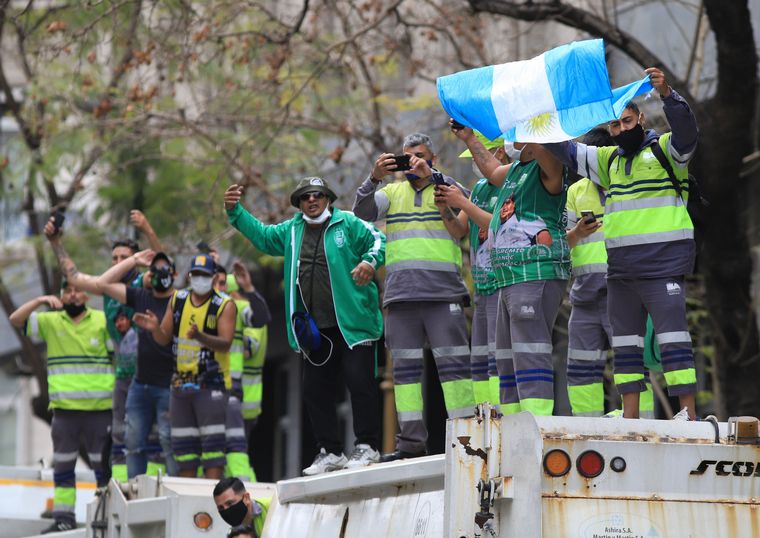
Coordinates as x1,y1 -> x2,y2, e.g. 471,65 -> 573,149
504,142 -> 522,162
302,207 -> 331,225
613,122 -> 645,154
63,302 -> 86,318
150,267 -> 174,292
405,160 -> 434,181
218,498 -> 248,527
190,275 -> 213,295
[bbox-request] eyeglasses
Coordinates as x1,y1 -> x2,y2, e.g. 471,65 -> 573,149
299,192 -> 326,201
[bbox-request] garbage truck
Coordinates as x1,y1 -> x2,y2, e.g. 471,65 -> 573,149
3,406 -> 759,537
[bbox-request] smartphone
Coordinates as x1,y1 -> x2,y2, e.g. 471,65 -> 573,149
450,119 -> 465,130
432,173 -> 447,186
51,209 -> 66,234
392,154 -> 412,171
580,210 -> 596,224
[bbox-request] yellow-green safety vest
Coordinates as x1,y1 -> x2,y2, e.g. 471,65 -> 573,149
229,299 -> 249,384
381,181 -> 462,274
596,134 -> 693,250
25,309 -> 114,411
242,324 -> 267,420
567,178 -> 607,275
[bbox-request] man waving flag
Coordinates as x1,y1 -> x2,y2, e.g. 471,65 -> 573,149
437,39 -> 652,143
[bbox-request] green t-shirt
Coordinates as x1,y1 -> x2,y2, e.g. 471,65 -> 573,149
469,178 -> 501,296
488,160 -> 571,287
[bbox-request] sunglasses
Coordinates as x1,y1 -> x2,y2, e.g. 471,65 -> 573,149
299,192 -> 326,201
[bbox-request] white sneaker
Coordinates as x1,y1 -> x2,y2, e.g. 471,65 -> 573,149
302,448 -> 348,476
672,407 -> 691,421
344,444 -> 380,469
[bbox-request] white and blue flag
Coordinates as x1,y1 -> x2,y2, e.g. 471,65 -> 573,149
437,39 -> 653,143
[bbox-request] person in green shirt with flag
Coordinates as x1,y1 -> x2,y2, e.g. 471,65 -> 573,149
440,124 -> 569,417
453,132 -> 509,407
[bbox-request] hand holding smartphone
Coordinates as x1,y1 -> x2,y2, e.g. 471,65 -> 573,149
51,209 -> 66,235
392,154 -> 412,171
580,210 -> 596,224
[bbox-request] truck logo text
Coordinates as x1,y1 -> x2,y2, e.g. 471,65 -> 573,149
690,460 -> 760,477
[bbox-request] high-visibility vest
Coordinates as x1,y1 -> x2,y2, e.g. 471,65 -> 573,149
567,178 -> 607,275
171,289 -> 233,389
229,299 -> 249,388
242,325 -> 267,420
381,181 -> 462,274
602,134 -> 693,250
25,309 -> 114,411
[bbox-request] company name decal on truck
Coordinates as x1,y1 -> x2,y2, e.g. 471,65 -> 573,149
689,460 -> 760,476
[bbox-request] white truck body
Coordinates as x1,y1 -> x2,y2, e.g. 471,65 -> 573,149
3,409 -> 759,537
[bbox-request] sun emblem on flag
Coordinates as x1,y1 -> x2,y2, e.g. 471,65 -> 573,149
524,112 -> 555,136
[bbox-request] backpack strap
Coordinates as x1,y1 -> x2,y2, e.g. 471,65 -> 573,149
648,139 -> 684,199
203,292 -> 225,336
171,290 -> 189,338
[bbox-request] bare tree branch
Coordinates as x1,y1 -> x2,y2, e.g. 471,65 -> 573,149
467,0 -> 698,104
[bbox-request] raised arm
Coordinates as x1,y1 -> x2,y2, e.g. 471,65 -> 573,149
224,184 -> 291,256
452,125 -> 510,187
130,210 -> 163,252
45,218 -> 101,294
352,154 -> 395,221
646,67 -> 698,167
526,144 -> 565,195
96,249 -> 155,304
9,295 -> 62,328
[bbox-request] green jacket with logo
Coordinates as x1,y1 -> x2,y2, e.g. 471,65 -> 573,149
227,203 -> 385,351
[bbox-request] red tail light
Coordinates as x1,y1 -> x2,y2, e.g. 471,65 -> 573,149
577,450 -> 605,478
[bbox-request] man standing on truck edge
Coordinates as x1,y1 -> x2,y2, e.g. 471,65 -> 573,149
544,67 -> 699,420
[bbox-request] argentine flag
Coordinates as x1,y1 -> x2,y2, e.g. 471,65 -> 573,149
437,39 -> 653,143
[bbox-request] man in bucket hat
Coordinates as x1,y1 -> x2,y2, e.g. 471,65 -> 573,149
224,177 -> 386,475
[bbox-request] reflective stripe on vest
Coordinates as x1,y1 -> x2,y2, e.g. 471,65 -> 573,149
382,182 -> 462,271
603,141 -> 693,249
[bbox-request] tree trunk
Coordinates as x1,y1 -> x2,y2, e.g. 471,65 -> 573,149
697,0 -> 759,418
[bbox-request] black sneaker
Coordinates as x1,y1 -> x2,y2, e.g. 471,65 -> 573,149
379,449 -> 426,463
41,520 -> 76,534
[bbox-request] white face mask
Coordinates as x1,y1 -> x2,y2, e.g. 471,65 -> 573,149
190,275 -> 213,295
302,207 -> 332,225
504,141 -> 523,162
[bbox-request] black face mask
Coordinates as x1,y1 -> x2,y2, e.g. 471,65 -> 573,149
63,303 -> 86,318
218,498 -> 248,527
613,123 -> 645,154
150,267 -> 174,292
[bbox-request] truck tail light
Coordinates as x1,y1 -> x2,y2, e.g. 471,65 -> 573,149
543,449 -> 572,477
577,450 -> 605,478
193,511 -> 213,531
